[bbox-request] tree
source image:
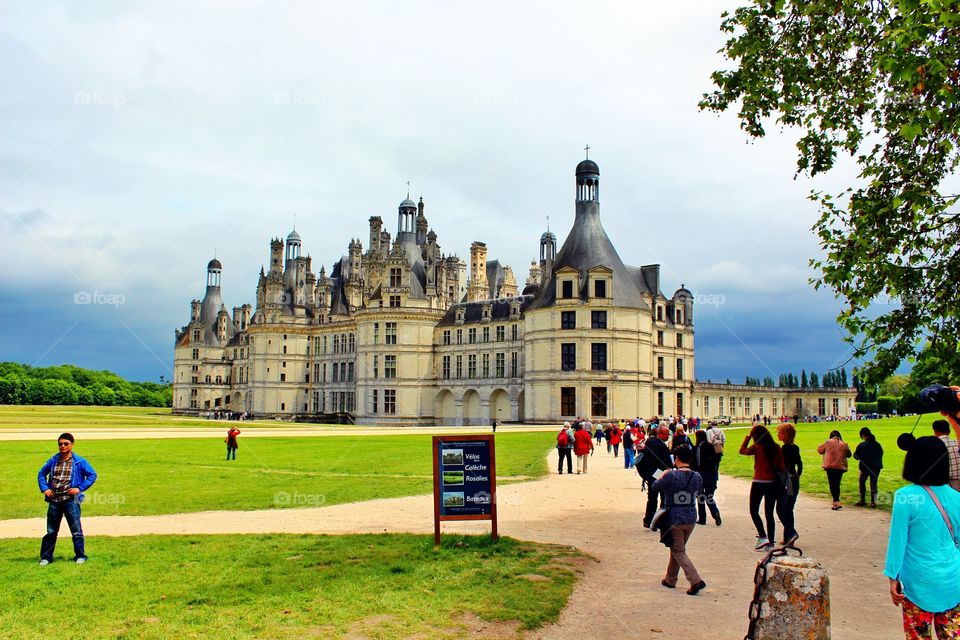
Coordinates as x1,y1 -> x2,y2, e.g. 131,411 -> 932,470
801,370 -> 808,388
701,1 -> 960,385
809,372 -> 819,387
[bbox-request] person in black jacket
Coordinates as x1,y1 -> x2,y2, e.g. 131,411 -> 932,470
777,422 -> 802,545
853,426 -> 884,507
641,426 -> 674,528
692,430 -> 722,526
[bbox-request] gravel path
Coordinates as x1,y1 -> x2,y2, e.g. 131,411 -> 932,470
1,446 -> 901,639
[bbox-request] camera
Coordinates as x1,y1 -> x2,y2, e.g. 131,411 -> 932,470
919,385 -> 960,415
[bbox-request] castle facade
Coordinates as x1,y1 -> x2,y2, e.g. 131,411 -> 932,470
173,157 -> 855,424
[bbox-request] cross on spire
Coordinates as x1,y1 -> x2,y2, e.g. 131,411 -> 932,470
546,214 -> 550,232
406,181 -> 410,198
584,144 -> 590,159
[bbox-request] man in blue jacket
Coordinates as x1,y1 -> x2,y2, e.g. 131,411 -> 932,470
37,433 -> 97,565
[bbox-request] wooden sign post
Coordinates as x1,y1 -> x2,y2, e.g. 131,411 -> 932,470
432,434 -> 498,546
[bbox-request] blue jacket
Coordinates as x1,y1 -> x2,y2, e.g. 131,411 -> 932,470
38,453 -> 98,499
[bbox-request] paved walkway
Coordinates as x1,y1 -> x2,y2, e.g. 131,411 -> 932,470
1,447 -> 901,639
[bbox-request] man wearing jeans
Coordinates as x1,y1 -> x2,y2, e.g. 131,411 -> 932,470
37,433 -> 97,565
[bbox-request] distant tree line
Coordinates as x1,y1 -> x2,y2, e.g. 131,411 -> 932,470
855,343 -> 960,415
740,368 -> 848,389
0,363 -> 172,407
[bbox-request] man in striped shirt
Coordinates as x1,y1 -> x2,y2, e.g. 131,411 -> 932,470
37,433 -> 98,565
932,420 -> 960,492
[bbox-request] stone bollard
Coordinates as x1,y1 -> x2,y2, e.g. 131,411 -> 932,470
748,555 -> 830,640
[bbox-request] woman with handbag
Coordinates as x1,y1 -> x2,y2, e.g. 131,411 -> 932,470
653,446 -> 706,595
817,430 -> 852,510
884,436 -> 960,638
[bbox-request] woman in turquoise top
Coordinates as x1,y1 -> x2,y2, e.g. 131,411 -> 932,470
884,436 -> 960,638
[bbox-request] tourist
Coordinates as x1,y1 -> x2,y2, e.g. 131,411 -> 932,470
623,422 -> 636,469
573,423 -> 594,474
884,436 -> 960,637
777,422 -> 801,545
37,433 -> 98,565
556,422 -> 574,474
654,446 -> 706,595
817,430 -> 852,510
705,421 -> 726,462
932,419 -> 960,491
491,418 -> 498,433
594,423 -> 604,445
692,429 -> 722,526
610,423 -> 622,458
672,426 -> 691,453
853,427 -> 884,507
641,426 -> 674,528
740,424 -> 786,551
226,425 -> 241,460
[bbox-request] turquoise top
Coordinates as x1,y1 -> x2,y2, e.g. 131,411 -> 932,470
884,484 -> 960,613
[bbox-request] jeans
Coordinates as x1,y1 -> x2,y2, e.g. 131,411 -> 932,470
624,447 -> 635,469
557,448 -> 573,474
825,468 -> 845,502
778,475 -> 799,540
227,445 -> 237,460
858,470 -> 879,504
40,499 -> 85,561
613,443 -> 620,458
749,481 -> 783,541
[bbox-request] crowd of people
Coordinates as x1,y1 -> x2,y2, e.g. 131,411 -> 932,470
553,406 -> 960,633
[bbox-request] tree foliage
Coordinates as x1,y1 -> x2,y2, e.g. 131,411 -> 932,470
701,0 -> 960,384
0,363 -> 172,407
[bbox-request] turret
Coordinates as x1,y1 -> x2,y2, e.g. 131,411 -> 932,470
369,216 -> 383,255
269,238 -> 283,276
467,241 -> 489,302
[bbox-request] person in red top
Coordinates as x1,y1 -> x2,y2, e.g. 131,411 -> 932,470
740,423 -> 786,551
225,426 -> 241,461
573,423 -> 595,474
609,425 -> 622,458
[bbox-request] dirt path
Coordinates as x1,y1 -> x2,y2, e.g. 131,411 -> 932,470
0,447 -> 900,639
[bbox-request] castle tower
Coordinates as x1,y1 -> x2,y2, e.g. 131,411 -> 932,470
540,229 -> 556,278
269,238 -> 284,276
397,195 -> 417,241
415,198 -> 428,245
369,216 -> 383,255
207,258 -> 222,288
467,241 -> 489,302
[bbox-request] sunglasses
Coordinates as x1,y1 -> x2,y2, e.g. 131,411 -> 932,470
57,442 -> 72,447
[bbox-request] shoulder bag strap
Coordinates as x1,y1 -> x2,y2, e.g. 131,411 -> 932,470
923,486 -> 960,548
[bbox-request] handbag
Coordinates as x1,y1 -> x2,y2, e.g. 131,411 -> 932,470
923,486 -> 960,549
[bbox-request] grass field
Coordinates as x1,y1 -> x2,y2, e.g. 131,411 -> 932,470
1,433 -> 552,520
0,405 -> 316,429
718,413 -> 944,509
0,533 -> 581,639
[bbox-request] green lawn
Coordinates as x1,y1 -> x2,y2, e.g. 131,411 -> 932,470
719,414 -> 941,509
0,533 -> 580,639
2,433 -> 551,520
0,405 -> 298,429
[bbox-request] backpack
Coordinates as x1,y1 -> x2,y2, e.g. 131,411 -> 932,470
708,428 -> 725,454
557,430 -> 570,447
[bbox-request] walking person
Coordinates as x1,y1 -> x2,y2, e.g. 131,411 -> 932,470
641,426 -> 675,528
740,424 -> 786,551
654,446 -> 706,595
594,423 -> 604,445
817,429 -> 852,510
226,425 -> 241,460
777,422 -> 801,545
574,423 -> 595,474
692,430 -> 722,526
623,423 -> 636,469
37,433 -> 98,565
884,436 -> 960,638
610,424 -> 622,458
556,422 -> 574,474
854,427 -> 884,507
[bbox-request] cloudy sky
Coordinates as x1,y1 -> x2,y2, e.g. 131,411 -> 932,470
0,1 -> 870,384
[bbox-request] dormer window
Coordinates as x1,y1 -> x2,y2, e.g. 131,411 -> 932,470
389,268 -> 402,288
594,279 -> 606,298
561,280 -> 574,299
676,309 -> 683,324
656,306 -> 664,322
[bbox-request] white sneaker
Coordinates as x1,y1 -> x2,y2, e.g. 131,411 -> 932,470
754,537 -> 771,551
39,559 -> 50,566
75,557 -> 86,564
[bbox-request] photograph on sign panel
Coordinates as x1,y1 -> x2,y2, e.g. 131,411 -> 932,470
442,492 -> 465,507
441,448 -> 464,466
442,471 -> 465,485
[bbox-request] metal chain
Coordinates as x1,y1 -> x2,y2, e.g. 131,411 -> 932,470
744,543 -> 803,640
